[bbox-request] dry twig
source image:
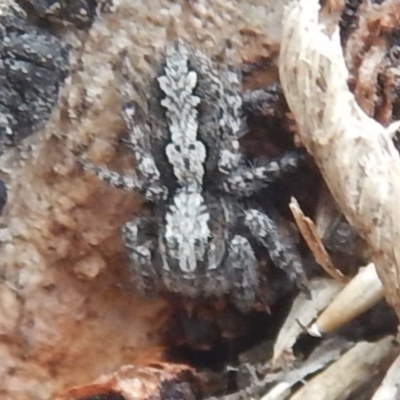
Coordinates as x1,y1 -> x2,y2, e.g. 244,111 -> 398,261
309,263 -> 384,337
290,336 -> 398,400
372,352 -> 400,400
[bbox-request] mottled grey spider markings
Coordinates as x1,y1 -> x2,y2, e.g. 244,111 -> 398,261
163,191 -> 210,274
157,42 -> 205,190
245,209 -> 308,290
82,40 -> 308,311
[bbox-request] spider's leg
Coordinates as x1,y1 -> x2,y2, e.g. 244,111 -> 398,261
81,161 -> 141,191
180,40 -> 243,176
222,149 -> 306,197
122,216 -> 158,294
241,82 -> 287,118
225,234 -> 259,312
216,41 -> 245,176
186,44 -> 225,173
244,208 -> 309,293
121,55 -> 167,201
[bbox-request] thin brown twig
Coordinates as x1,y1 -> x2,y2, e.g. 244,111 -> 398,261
289,197 -> 347,283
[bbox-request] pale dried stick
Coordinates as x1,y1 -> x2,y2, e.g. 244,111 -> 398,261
273,277 -> 344,365
279,0 -> 400,316
371,352 -> 400,400
308,263 -> 384,337
290,336 -> 397,400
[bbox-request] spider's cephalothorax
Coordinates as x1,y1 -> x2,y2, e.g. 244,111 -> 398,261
83,41 -> 307,311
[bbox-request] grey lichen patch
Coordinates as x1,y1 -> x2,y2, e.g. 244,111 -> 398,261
0,1 -> 69,153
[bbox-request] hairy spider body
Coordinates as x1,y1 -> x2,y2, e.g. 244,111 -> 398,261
83,41 -> 307,311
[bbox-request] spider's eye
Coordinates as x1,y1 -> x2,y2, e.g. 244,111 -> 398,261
188,144 -> 195,150
175,144 -> 181,152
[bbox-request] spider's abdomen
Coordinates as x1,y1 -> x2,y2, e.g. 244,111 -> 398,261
162,190 -> 211,273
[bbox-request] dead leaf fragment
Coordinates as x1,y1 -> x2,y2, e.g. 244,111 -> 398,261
289,197 -> 346,282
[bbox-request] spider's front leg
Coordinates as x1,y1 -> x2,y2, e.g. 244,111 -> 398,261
120,55 -> 167,202
215,41 -> 245,176
80,162 -> 141,191
244,208 -> 309,293
241,82 -> 287,118
81,55 -> 167,203
122,215 -> 159,294
209,46 -> 306,197
221,150 -> 307,197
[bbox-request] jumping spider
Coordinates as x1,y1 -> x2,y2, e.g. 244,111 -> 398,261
83,40 -> 308,312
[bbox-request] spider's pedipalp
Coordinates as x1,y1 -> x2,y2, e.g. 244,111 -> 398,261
244,208 -> 308,292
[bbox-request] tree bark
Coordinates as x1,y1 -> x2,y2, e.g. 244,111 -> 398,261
0,1 -> 289,398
